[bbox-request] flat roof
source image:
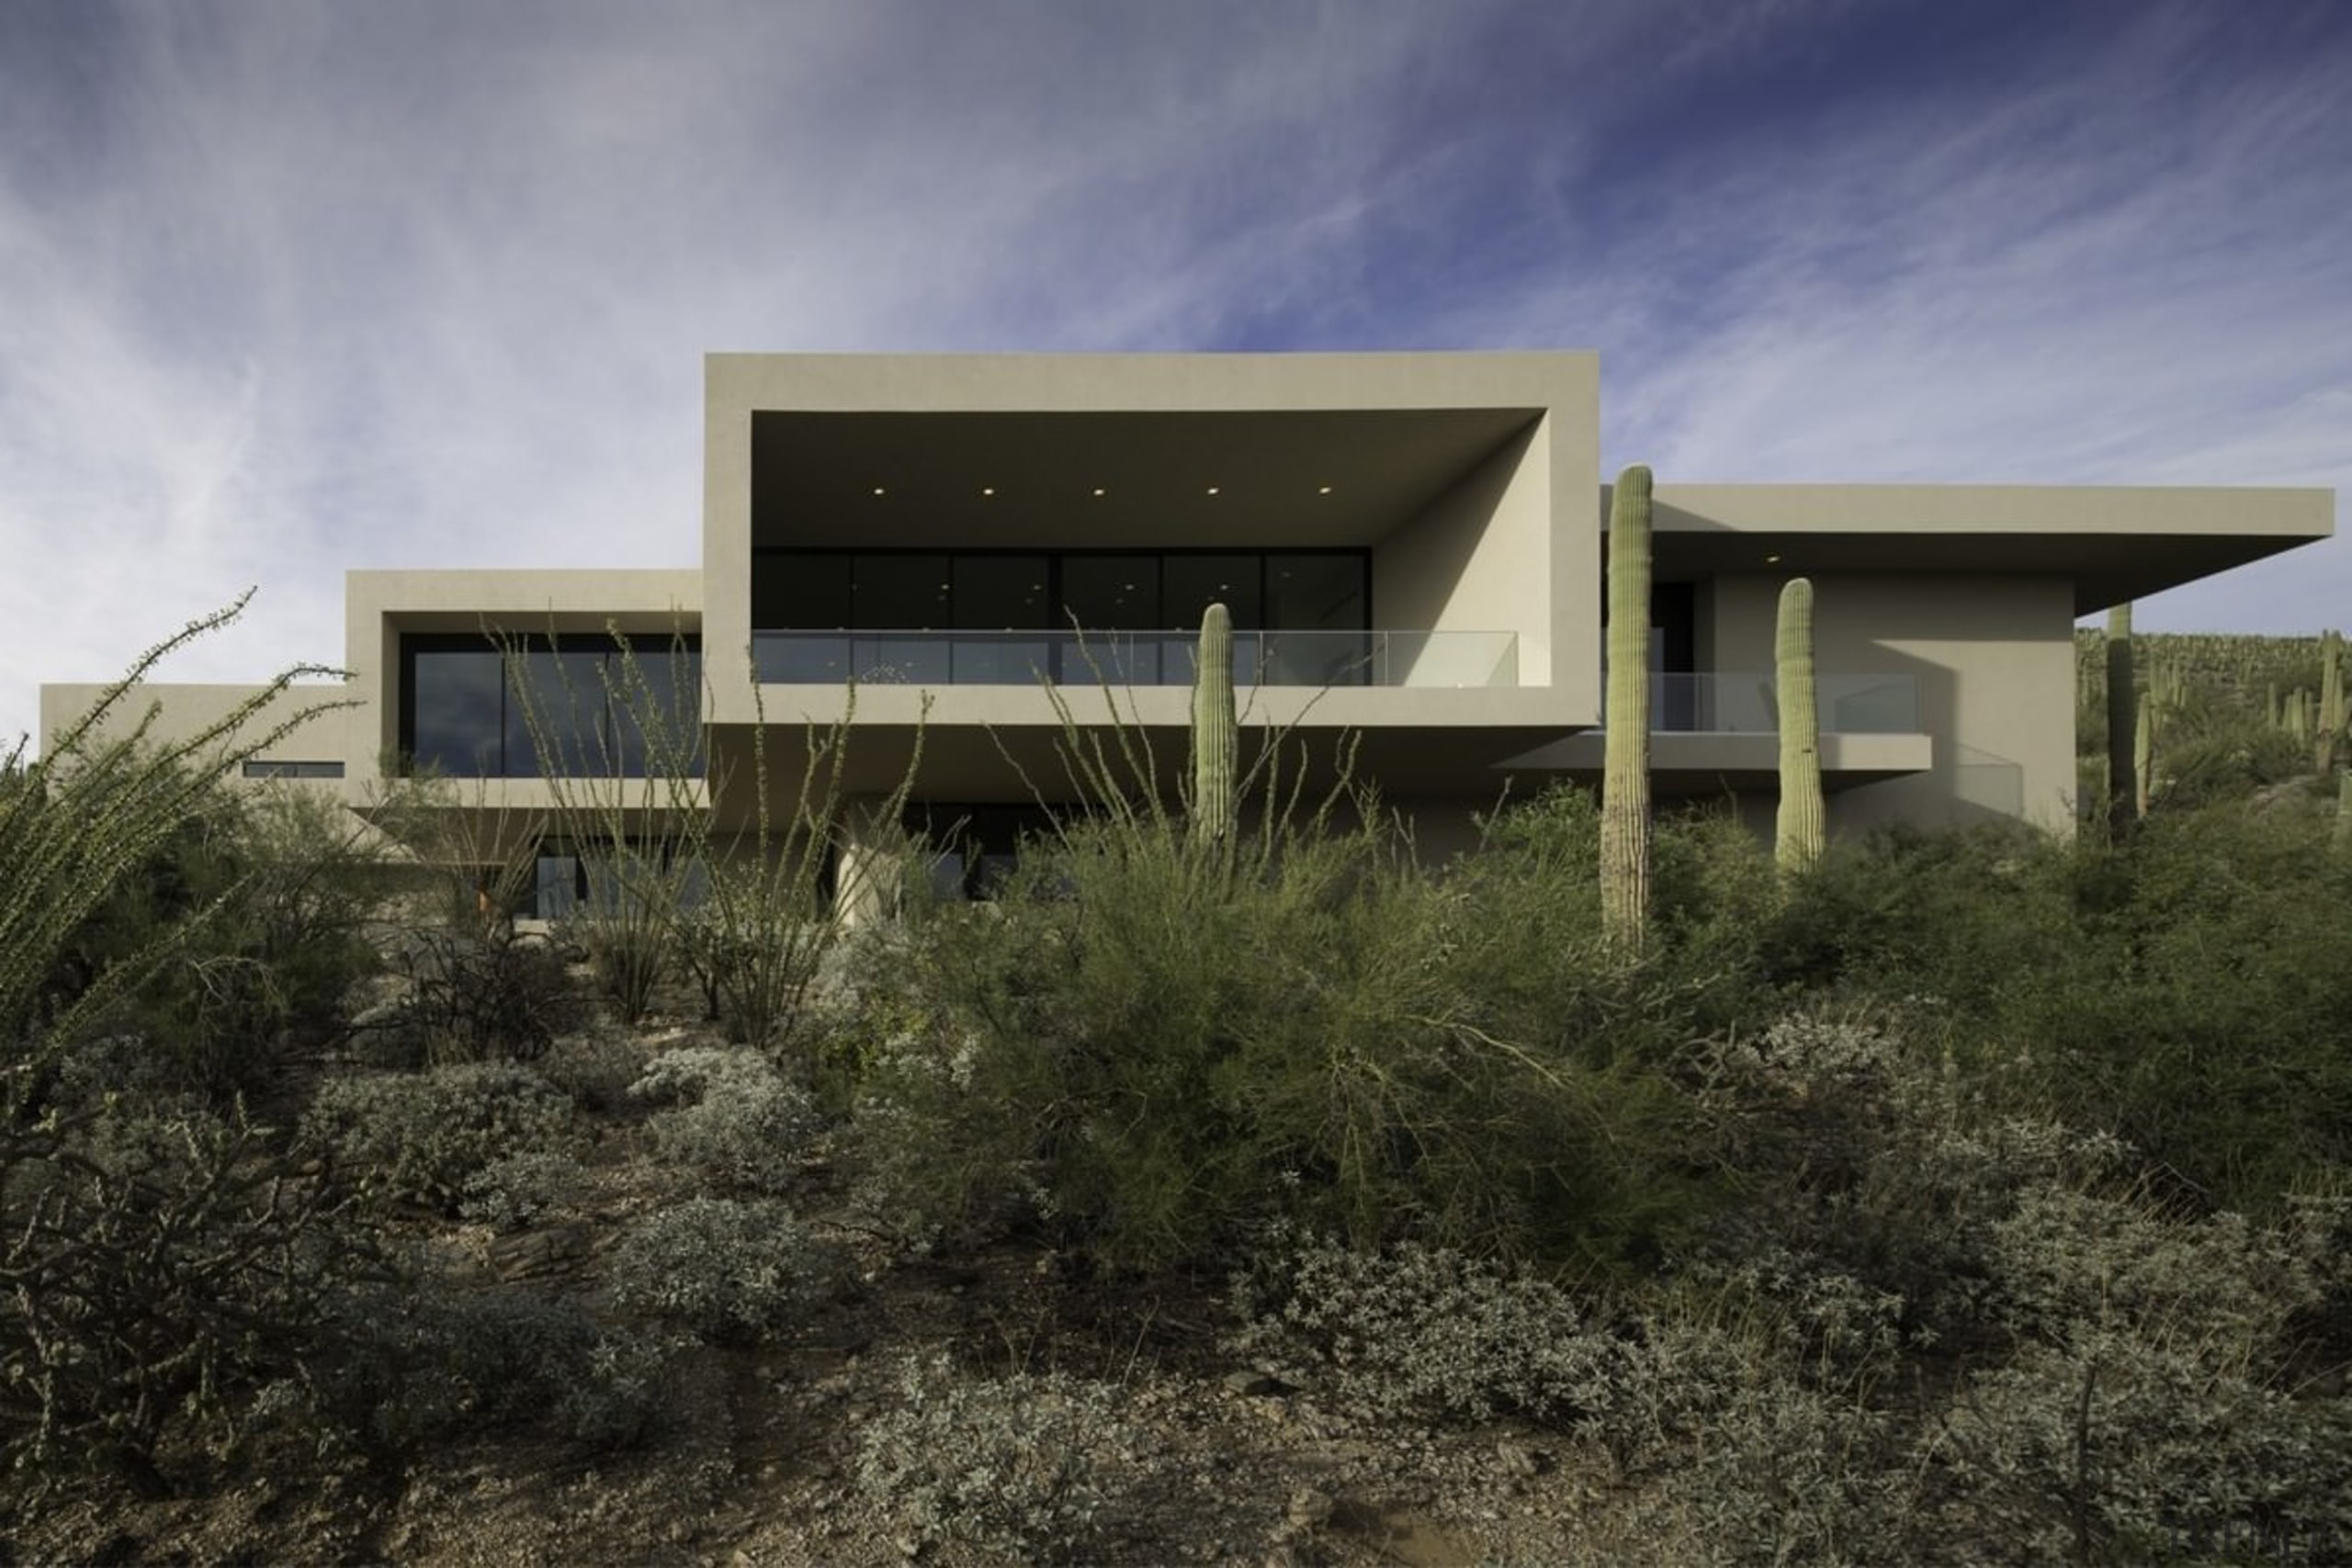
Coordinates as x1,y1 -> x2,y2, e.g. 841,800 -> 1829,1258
1639,484 -> 2335,613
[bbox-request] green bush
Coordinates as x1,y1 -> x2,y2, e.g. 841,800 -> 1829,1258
853,797 -> 1711,1272
2020,800 -> 2352,1211
303,1062 -> 573,1213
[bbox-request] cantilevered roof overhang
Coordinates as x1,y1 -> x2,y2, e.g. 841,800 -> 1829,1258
1628,484 -> 2335,614
750,409 -> 1543,551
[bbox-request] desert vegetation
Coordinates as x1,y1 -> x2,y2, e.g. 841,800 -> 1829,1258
4,610 -> 2350,1565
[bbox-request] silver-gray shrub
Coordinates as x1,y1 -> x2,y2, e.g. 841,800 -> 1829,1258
1231,1233 -> 1633,1428
1686,1006 -> 2130,1344
458,1148 -> 584,1232
627,1044 -> 822,1193
1917,1188 -> 2352,1563
1931,1327 -> 2352,1565
852,1352 -> 1135,1562
302,1062 -> 573,1213
536,1025 -> 647,1111
605,1195 -> 827,1342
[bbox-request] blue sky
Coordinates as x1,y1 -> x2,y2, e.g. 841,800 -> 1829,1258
4,0 -> 2348,747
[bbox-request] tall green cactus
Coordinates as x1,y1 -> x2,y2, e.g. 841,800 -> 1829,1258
1775,577 -> 1825,874
1601,464 -> 1653,950
2105,603 -> 2136,830
2317,630 -> 2343,773
1190,601 -> 1237,848
2134,690 -> 2155,819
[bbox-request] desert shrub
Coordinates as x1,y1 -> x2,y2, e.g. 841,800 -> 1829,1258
1590,1361 -> 1918,1567
1928,1182 -> 2352,1562
1682,1006 -> 2132,1350
853,798 -> 1708,1272
628,1045 -> 821,1192
1756,823 -> 2081,1012
1933,1327 -> 2352,1566
303,1062 -> 573,1213
356,1289 -> 667,1454
458,1148 -> 585,1232
0,1101 -> 381,1496
391,929 -> 591,1064
535,1026 -> 647,1111
605,1196 -> 828,1343
853,1352 -> 1135,1562
2018,799 -> 2352,1212
1229,1233 -> 1629,1427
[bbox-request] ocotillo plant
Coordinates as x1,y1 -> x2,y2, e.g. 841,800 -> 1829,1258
2106,603 -> 2136,830
1775,578 -> 1825,874
1191,601 -> 1238,849
1601,464 -> 1653,950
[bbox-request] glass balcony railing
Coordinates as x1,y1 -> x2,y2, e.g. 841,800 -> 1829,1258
1634,672 -> 1919,734
752,629 -> 1520,689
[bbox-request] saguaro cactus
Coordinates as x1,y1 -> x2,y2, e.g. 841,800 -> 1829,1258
2317,630 -> 2343,773
2134,690 -> 2155,819
1601,465 -> 1653,950
2105,603 -> 2136,830
1191,601 -> 1238,848
1775,578 -> 1825,874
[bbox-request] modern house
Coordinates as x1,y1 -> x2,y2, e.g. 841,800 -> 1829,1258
38,352 -> 2335,904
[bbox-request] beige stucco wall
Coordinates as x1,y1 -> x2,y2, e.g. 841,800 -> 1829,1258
37,679 -> 356,776
1704,572 -> 2079,831
1371,419 -> 1553,690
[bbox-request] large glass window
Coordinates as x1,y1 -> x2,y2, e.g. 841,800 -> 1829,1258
1059,556 -> 1160,630
401,633 -> 701,778
407,648 -> 504,777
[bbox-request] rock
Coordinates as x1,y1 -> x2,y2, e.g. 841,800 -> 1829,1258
1223,1370 -> 1292,1398
1284,1486 -> 1335,1530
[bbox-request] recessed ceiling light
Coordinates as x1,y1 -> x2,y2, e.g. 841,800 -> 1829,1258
1766,553 -> 1782,564
872,487 -> 887,496
1205,485 -> 1220,496
981,486 -> 996,496
1092,487 -> 1107,497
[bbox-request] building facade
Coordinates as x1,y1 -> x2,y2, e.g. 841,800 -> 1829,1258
40,352 -> 2336,891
